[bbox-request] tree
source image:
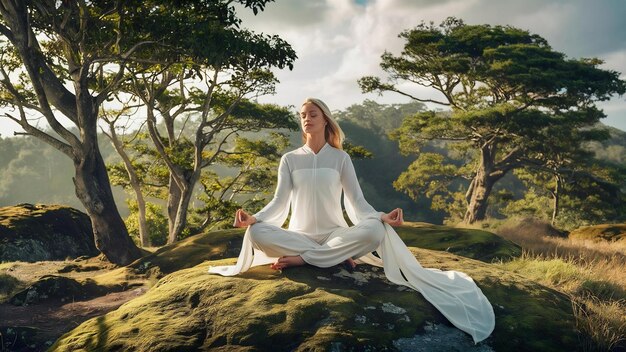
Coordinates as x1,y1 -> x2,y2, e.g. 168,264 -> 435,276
101,103 -> 152,247
360,17 -> 626,224
0,1 -> 295,261
0,0 -> 150,264
193,133 -> 290,231
127,77 -> 297,242
109,0 -> 296,243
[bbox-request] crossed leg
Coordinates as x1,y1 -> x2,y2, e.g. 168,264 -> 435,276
249,219 -> 385,270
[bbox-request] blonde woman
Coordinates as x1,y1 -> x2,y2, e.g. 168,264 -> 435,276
209,98 -> 494,344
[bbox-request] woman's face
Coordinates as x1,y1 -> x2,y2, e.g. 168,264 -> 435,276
300,103 -> 326,136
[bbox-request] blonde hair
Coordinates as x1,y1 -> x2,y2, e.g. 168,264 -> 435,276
301,98 -> 345,150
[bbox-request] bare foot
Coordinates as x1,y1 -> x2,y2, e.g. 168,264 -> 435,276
342,257 -> 357,272
270,256 -> 305,270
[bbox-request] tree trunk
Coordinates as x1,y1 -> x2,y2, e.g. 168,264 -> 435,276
134,186 -> 150,247
73,144 -> 142,265
1,1 -> 140,265
167,175 -> 182,238
106,126 -> 150,247
167,171 -> 199,244
551,175 -> 561,226
463,143 -> 505,224
463,166 -> 495,224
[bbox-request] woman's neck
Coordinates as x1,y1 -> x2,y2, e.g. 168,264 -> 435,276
305,134 -> 326,154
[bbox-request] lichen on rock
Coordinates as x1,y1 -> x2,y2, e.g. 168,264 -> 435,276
51,246 -> 581,352
0,204 -> 98,262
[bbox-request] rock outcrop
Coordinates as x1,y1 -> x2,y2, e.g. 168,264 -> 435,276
50,226 -> 581,352
569,223 -> 626,242
0,204 -> 98,262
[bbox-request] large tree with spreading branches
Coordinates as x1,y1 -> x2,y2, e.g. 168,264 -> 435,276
360,18 -> 625,224
0,0 -> 294,263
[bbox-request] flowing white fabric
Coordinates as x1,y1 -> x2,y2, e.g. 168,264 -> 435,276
208,143 -> 494,343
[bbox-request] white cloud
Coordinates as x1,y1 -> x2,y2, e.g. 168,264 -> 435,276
243,0 -> 626,132
601,49 -> 626,78
2,1 -> 625,137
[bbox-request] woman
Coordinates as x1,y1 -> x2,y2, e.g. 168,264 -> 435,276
209,98 -> 494,344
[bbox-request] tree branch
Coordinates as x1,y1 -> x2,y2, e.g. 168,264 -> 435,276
3,110 -> 73,158
0,63 -> 81,150
386,86 -> 450,106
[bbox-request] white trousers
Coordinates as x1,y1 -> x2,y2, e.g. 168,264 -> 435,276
248,219 -> 386,268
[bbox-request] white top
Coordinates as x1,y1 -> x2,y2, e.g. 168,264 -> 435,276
209,143 -> 495,344
253,142 -> 383,236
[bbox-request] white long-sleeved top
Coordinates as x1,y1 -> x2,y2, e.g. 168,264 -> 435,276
209,142 -> 495,344
253,142 -> 383,236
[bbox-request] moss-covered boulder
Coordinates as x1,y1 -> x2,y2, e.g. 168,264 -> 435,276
8,275 -> 110,306
395,222 -> 521,262
0,204 -> 98,262
128,222 -> 520,279
569,223 -> 626,242
0,326 -> 40,351
51,247 -> 581,352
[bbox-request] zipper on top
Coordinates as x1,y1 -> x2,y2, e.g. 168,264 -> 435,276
313,153 -> 318,235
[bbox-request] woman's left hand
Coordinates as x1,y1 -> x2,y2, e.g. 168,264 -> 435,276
381,208 -> 404,227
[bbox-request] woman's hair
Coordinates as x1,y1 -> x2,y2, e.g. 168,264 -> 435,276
301,98 -> 345,150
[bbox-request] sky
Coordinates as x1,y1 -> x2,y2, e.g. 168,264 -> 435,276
0,0 -> 625,137
233,0 -> 626,131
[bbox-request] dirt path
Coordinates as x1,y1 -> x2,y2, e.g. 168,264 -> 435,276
0,287 -> 146,351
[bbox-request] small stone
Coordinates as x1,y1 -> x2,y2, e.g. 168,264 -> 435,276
381,302 -> 406,314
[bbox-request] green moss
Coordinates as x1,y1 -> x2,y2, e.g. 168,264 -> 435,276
127,228 -> 245,275
51,247 -> 581,352
8,275 -> 119,306
395,222 -> 522,262
127,222 -> 520,280
568,223 -> 626,242
0,272 -> 23,301
0,203 -> 98,262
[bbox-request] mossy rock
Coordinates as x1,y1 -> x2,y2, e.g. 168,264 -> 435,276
128,228 -> 245,276
395,222 -> 521,262
0,326 -> 42,351
51,248 -> 580,352
569,223 -> 626,242
8,275 -> 112,306
0,204 -> 98,262
128,222 -> 520,278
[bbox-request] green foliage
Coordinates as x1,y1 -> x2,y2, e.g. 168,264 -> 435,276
342,141 -> 373,159
106,131 -> 170,200
361,17 -> 626,223
335,100 -> 440,222
125,200 -> 168,247
192,132 -> 290,231
393,153 -> 460,200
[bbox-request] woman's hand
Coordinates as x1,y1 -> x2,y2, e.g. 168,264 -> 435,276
233,209 -> 257,228
381,208 -> 404,227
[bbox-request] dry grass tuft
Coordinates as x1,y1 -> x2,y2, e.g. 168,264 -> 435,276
480,217 -> 626,351
572,297 -> 626,352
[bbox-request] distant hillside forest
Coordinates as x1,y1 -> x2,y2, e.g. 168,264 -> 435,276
1,100 -> 625,234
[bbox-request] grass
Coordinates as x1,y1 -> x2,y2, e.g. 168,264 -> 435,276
468,217 -> 626,351
0,272 -> 22,301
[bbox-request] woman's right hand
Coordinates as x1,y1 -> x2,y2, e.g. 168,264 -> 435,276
233,209 -> 257,228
